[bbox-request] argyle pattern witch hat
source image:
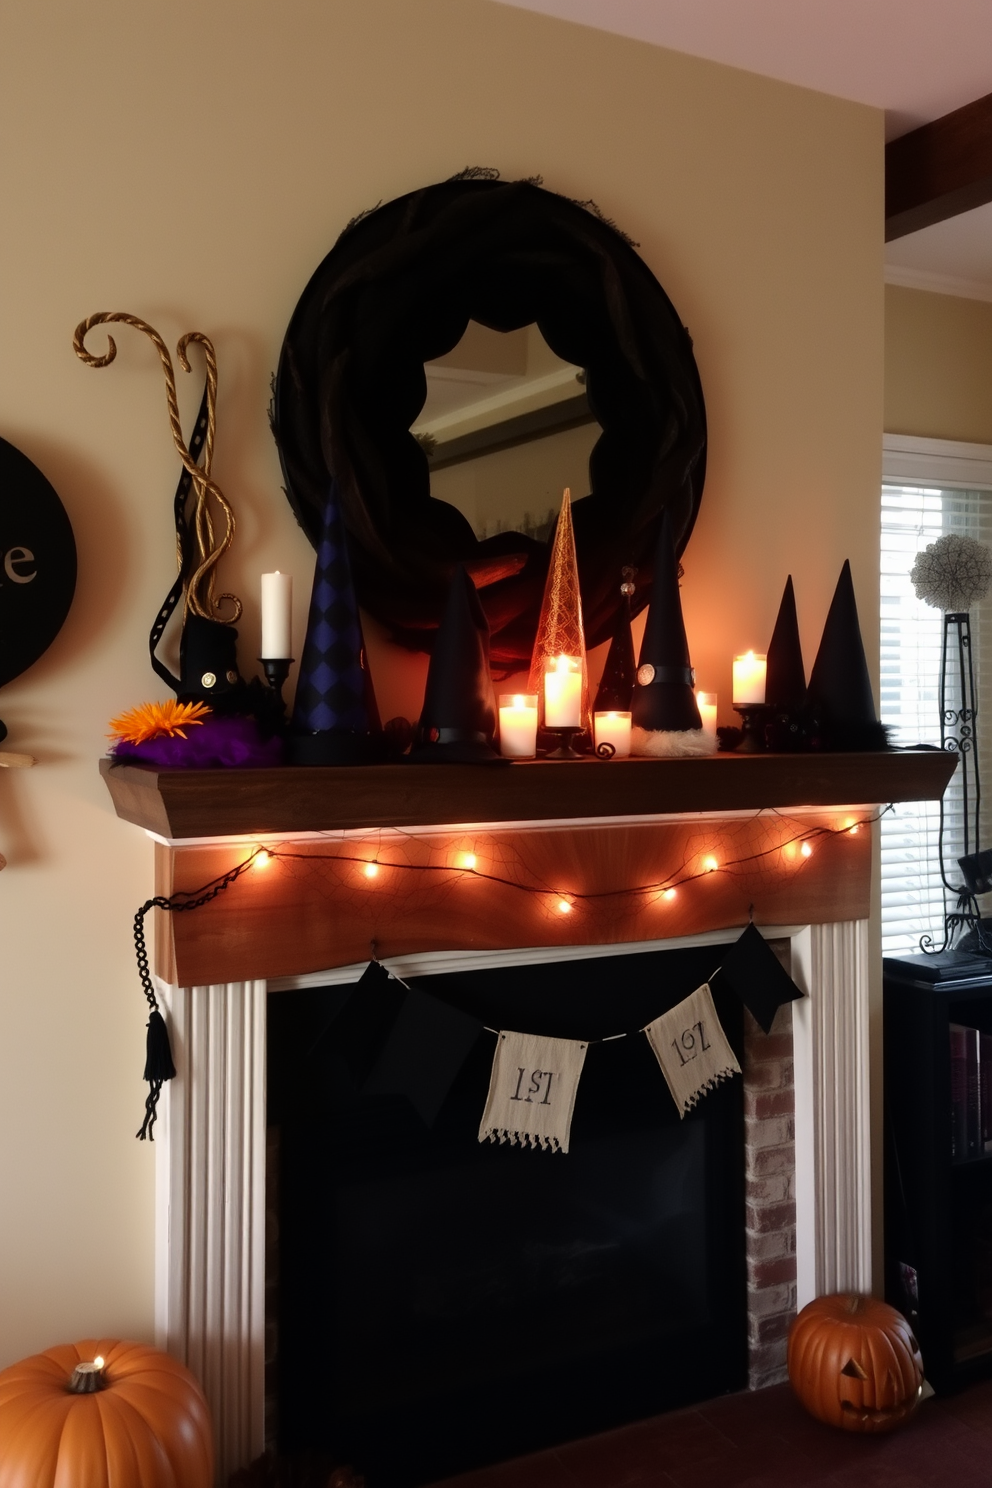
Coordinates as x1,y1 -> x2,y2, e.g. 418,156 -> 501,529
290,478 -> 376,763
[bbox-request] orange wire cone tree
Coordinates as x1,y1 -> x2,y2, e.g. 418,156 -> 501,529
527,489 -> 589,742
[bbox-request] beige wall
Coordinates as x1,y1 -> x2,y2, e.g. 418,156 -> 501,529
885,283 -> 992,445
0,0 -> 882,1366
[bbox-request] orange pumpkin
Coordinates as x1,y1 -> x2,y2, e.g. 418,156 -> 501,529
788,1293 -> 923,1433
0,1337 -> 213,1487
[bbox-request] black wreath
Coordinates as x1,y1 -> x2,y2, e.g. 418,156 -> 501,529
273,172 -> 707,672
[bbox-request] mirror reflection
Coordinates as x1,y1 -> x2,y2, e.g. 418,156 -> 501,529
413,321 -> 600,542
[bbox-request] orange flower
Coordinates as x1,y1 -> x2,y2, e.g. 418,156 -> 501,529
108,699 -> 212,745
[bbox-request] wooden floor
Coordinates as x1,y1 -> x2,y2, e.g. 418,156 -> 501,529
430,1377 -> 992,1488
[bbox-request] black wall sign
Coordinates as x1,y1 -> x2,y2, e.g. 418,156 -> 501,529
0,436 -> 76,690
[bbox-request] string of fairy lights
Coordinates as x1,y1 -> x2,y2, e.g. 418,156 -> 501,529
166,805 -> 882,918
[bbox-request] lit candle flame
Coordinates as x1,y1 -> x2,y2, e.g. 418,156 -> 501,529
703,856 -> 719,873
363,862 -> 379,879
93,1356 -> 104,1369
557,898 -> 573,914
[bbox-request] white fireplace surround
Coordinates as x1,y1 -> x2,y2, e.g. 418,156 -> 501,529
152,913 -> 869,1485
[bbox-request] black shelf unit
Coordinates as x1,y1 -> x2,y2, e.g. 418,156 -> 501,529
884,951 -> 992,1393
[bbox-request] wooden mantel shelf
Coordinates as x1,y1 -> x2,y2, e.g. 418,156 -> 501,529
100,749 -> 956,841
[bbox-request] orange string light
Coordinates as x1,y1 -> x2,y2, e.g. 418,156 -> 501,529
223,809 -> 886,912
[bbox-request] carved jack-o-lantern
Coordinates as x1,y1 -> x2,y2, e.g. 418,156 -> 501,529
788,1293 -> 924,1433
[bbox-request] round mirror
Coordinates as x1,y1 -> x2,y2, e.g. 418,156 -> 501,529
416,320 -> 596,546
273,174 -> 706,672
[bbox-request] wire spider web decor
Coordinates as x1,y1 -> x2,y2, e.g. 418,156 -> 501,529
526,490 -> 589,729
160,809 -> 876,984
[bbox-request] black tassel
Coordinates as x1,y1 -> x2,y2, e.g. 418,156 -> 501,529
143,1008 -> 176,1081
137,1010 -> 176,1141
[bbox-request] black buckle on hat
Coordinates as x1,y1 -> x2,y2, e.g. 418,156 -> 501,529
426,727 -> 489,745
638,664 -> 695,687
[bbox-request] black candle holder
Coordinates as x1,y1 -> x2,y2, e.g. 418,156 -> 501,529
259,657 -> 294,712
544,726 -> 585,760
733,703 -> 773,753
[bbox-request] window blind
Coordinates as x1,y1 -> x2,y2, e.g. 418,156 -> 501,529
880,483 -> 992,955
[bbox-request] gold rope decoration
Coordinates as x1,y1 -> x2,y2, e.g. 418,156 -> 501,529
73,312 -> 242,623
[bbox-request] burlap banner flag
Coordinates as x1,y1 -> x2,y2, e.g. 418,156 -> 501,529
479,1030 -> 588,1154
644,982 -> 741,1117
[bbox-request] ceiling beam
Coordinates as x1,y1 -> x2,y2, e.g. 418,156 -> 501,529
886,90 -> 992,241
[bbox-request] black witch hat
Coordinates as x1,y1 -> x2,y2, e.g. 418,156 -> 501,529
631,510 -> 704,755
765,576 -> 806,710
409,567 -> 504,764
807,560 -> 888,750
763,575 -> 811,752
176,614 -> 248,711
593,586 -> 636,713
289,479 -> 378,765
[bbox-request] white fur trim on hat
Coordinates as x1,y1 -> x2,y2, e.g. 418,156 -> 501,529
631,726 -> 712,759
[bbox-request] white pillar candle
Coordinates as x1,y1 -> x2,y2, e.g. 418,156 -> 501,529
544,654 -> 582,727
594,711 -> 632,758
499,694 -> 538,758
697,691 -> 718,748
732,652 -> 766,706
261,572 -> 293,658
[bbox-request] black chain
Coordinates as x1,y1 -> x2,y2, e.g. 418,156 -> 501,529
133,850 -> 264,1138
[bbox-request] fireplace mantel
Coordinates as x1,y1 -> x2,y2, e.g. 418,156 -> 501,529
124,747 -> 955,1483
101,748 -> 955,840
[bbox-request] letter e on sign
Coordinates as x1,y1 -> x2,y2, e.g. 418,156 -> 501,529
0,437 -> 76,688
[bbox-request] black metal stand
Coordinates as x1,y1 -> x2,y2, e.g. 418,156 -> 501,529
544,726 -> 585,760
259,657 -> 294,712
733,704 -> 773,753
921,612 -> 982,952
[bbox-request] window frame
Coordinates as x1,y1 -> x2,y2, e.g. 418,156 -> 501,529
880,434 -> 992,955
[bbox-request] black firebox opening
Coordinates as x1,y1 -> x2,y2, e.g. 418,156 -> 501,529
269,943 -> 747,1487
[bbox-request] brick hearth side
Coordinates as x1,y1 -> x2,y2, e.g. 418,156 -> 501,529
743,1002 -> 797,1389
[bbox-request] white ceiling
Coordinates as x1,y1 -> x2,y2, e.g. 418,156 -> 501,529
490,0 -> 992,138
492,0 -> 992,296
886,200 -> 992,304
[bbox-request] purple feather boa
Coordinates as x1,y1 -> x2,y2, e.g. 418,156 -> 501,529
112,714 -> 284,769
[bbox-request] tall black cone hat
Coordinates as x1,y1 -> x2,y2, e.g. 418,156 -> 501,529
593,592 -> 636,712
765,576 -> 806,709
631,509 -> 701,735
289,478 -> 378,765
807,560 -> 887,749
410,567 -> 503,764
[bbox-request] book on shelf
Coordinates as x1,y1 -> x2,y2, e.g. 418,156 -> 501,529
950,1024 -> 970,1161
950,1022 -> 988,1161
